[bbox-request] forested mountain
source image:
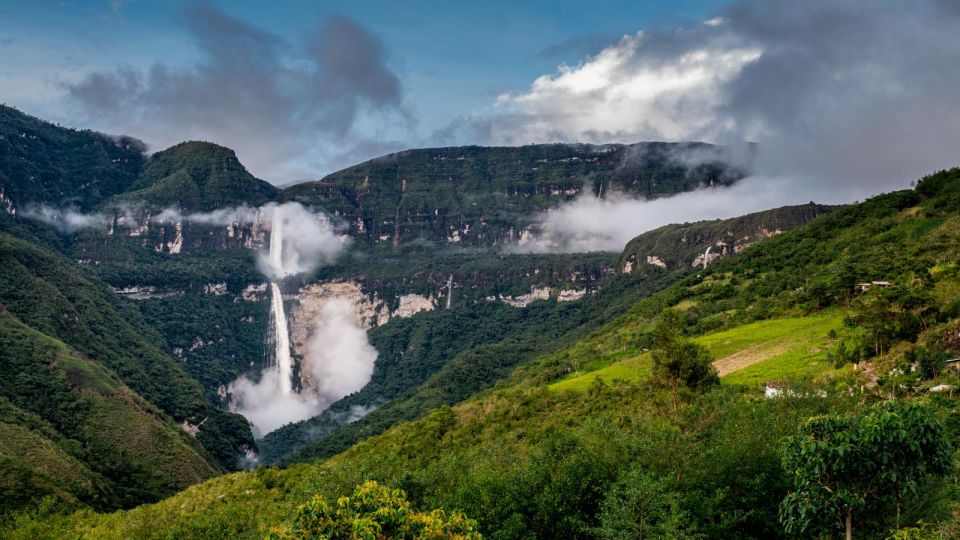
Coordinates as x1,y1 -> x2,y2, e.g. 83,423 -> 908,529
10,168 -> 960,539
0,105 -> 145,211
110,141 -> 279,211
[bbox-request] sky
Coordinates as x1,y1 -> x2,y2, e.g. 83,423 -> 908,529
0,0 -> 732,181
2,0 -> 960,201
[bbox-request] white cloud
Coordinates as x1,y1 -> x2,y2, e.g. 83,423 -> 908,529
490,32 -> 760,145
21,204 -> 109,233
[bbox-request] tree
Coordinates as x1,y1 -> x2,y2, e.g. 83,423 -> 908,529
779,401 -> 952,540
852,290 -> 898,357
271,480 -> 482,540
596,467 -> 694,539
650,309 -> 718,410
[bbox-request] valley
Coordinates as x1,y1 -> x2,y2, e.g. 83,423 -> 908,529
3,107 -> 960,539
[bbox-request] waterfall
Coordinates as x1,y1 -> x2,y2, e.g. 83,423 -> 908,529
269,206 -> 284,276
703,245 -> 712,269
446,274 -> 453,309
269,206 -> 293,393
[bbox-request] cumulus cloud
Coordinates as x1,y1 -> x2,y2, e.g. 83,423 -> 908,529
21,204 -> 109,233
256,202 -> 350,279
490,0 -> 960,251
228,297 -> 377,438
66,5 -> 408,182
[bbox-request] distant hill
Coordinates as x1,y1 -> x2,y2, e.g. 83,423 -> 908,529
0,105 -> 145,211
111,141 -> 278,211
618,202 -> 839,273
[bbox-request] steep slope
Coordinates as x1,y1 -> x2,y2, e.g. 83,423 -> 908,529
283,142 -> 752,249
110,141 -> 278,210
0,105 -> 145,211
16,170 -> 960,539
0,232 -> 254,471
0,308 -> 219,514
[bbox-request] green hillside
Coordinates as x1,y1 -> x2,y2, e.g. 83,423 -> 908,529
0,232 -> 254,471
12,170 -> 960,538
0,308 -> 220,514
0,105 -> 145,211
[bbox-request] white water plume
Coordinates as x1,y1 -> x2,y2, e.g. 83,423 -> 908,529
229,202 -> 373,438
257,202 -> 349,279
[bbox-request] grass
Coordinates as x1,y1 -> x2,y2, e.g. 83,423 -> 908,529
549,311 -> 846,392
549,354 -> 652,391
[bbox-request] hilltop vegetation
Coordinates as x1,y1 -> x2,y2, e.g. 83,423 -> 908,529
0,105 -> 145,211
111,141 -> 278,211
9,170 -> 960,538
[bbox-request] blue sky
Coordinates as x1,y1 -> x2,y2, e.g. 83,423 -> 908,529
0,0 -> 731,178
2,0 -> 959,201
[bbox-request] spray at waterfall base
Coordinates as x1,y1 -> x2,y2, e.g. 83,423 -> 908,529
227,203 -> 376,438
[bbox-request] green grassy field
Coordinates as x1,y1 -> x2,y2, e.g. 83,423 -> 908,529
549,311 -> 846,392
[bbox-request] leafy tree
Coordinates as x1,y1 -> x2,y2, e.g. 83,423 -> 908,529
907,344 -> 948,380
596,467 -> 694,539
851,290 -> 898,357
779,401 -> 952,540
270,480 -> 482,540
650,309 -> 718,410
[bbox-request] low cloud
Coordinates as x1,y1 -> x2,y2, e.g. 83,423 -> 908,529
21,204 -> 109,233
523,177 -> 793,253
66,5 -> 408,182
151,205 -> 260,226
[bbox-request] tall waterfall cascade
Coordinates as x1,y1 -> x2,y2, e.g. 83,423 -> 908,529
269,207 -> 294,393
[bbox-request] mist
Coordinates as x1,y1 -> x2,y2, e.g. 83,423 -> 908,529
256,202 -> 351,279
227,297 -> 376,438
20,204 -> 109,233
303,298 -> 378,411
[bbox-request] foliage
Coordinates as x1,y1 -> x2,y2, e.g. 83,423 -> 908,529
0,105 -> 145,211
779,400 -> 953,539
0,308 -> 219,514
650,309 -> 718,408
0,232 -> 253,475
270,481 -> 481,540
595,466 -> 693,539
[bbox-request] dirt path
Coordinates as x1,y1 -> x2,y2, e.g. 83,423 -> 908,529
712,341 -> 792,376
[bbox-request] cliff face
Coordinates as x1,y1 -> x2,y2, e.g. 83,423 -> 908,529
282,142 -> 752,249
617,203 -> 840,274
